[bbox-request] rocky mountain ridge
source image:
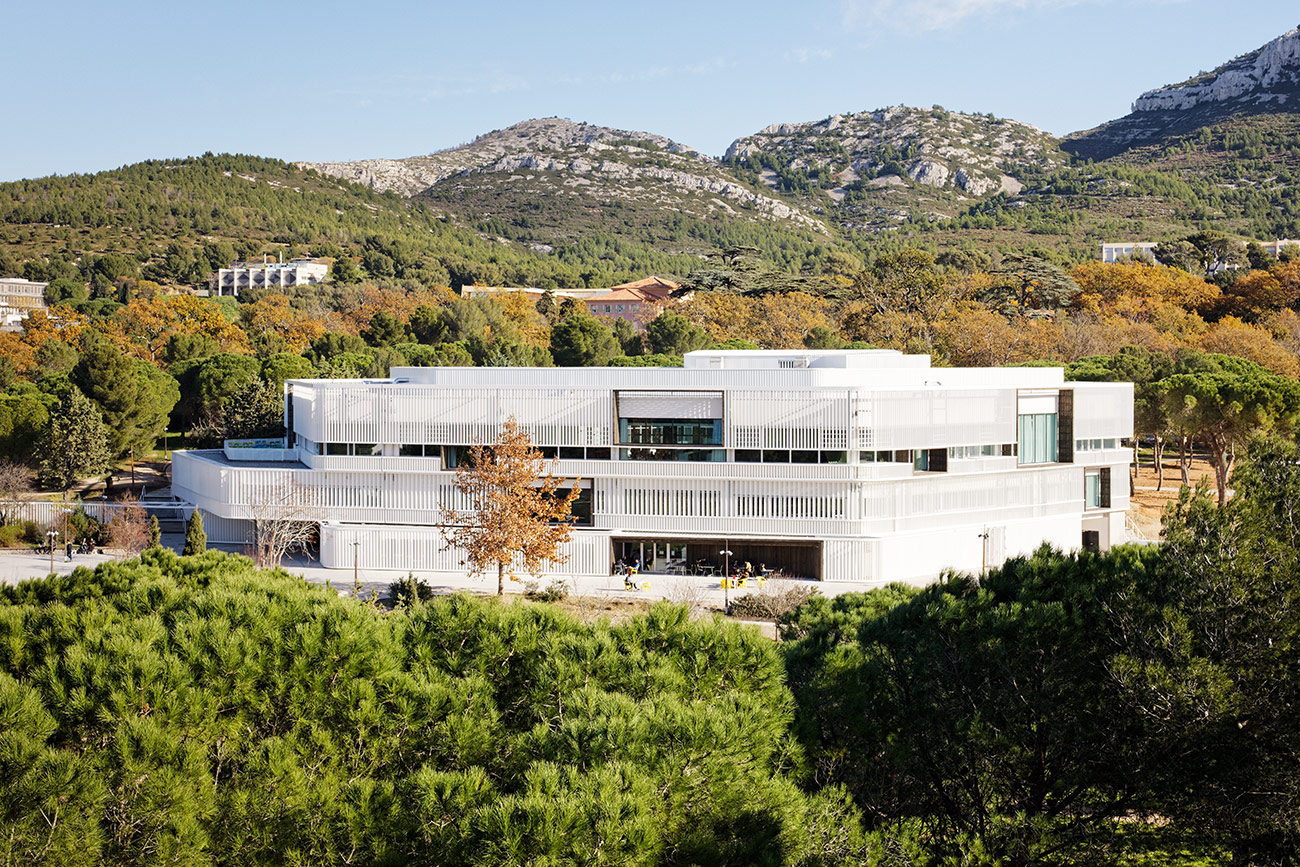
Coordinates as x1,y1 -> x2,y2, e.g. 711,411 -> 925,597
723,106 -> 1061,199
1067,27 -> 1300,160
305,118 -> 829,234
1134,27 -> 1300,113
295,25 -> 1300,257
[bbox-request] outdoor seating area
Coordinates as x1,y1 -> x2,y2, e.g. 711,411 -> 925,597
613,538 -> 820,582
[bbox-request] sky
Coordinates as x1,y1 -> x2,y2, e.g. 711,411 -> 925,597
3,0 -> 1298,182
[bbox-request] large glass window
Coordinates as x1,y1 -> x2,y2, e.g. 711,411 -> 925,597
551,488 -> 592,525
1085,471 -> 1101,508
618,418 -> 722,446
1018,413 -> 1059,465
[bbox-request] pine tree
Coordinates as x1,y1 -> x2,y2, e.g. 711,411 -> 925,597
37,389 -> 112,492
148,515 -> 161,548
182,510 -> 206,555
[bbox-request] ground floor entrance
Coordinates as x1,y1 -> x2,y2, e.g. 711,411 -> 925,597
613,537 -> 823,581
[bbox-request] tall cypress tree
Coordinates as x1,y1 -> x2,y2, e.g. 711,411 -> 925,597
182,510 -> 206,555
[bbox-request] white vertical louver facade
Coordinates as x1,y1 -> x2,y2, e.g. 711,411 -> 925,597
172,349 -> 1134,584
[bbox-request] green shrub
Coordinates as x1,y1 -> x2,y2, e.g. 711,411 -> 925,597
728,581 -> 820,619
387,572 -> 433,607
524,578 -> 570,602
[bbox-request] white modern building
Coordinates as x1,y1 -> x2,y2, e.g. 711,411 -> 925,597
172,350 -> 1133,585
0,277 -> 48,328
213,258 -> 329,296
1100,242 -> 1158,264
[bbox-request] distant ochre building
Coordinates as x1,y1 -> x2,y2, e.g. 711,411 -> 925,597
173,349 -> 1134,585
213,258 -> 329,296
583,276 -> 680,330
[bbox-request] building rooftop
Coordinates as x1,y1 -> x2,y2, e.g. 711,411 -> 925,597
281,350 -> 1093,393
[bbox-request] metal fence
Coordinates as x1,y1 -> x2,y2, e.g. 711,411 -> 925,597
0,499 -> 188,527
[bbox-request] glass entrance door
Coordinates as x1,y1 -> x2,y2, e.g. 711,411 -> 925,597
618,540 -> 689,573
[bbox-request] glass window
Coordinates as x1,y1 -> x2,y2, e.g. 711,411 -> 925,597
559,446 -> 585,459
762,450 -> 790,463
791,450 -> 818,464
619,418 -> 722,446
1018,414 -> 1059,465
586,447 -> 611,460
619,447 -> 724,462
325,442 -> 348,456
1085,471 -> 1101,508
735,449 -> 762,462
399,444 -> 423,457
355,443 -> 379,456
859,450 -> 876,463
819,451 -> 847,464
914,450 -> 929,471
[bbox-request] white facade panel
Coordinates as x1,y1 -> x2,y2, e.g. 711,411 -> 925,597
1072,383 -> 1135,440
617,391 -> 723,419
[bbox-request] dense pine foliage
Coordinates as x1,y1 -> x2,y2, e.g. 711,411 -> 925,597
0,550 -> 865,866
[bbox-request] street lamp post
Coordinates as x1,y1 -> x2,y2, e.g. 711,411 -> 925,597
352,539 -> 361,597
977,526 -> 990,576
46,529 -> 58,575
719,545 -> 733,614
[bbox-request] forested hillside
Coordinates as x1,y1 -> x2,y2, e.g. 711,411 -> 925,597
0,153 -> 821,292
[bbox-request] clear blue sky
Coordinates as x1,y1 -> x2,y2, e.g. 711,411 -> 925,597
4,0 -> 1297,181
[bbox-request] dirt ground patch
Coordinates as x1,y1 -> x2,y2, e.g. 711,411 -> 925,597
1128,457 -> 1218,541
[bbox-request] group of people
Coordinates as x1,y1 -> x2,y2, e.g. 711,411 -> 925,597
613,557 -> 768,579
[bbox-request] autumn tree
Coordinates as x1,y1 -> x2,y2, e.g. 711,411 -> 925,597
441,418 -> 580,596
1200,316 -> 1300,378
240,295 -> 327,354
1071,260 -> 1220,319
116,293 -> 249,362
105,496 -> 150,556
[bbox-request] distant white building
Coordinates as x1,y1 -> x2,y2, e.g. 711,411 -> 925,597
1259,239 -> 1300,258
1100,242 -> 1158,264
173,349 -> 1133,586
1101,239 -> 1300,266
213,258 -> 329,296
0,277 -> 48,328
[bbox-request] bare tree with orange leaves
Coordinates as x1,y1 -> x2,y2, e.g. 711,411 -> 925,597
441,418 -> 580,596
